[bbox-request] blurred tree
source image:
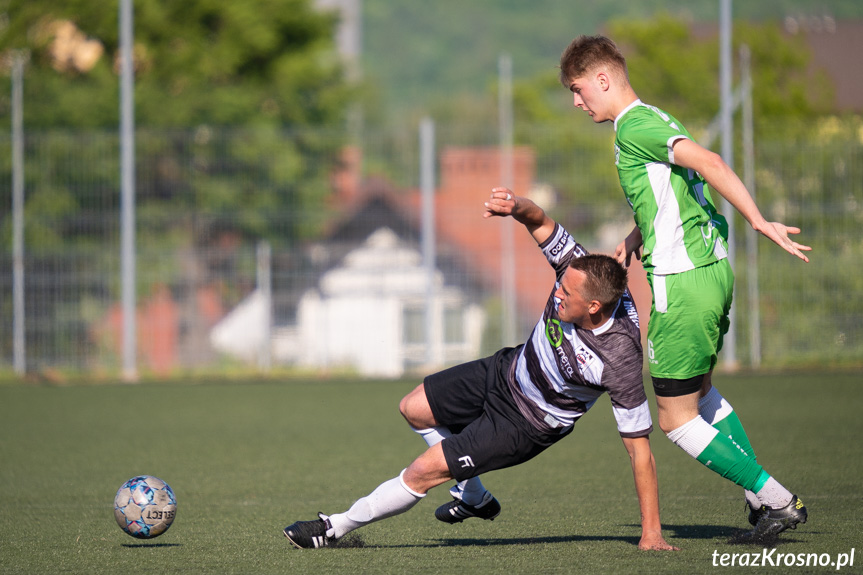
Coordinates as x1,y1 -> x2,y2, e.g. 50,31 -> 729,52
506,14 -> 836,218
0,0 -> 353,359
607,15 -> 834,122
0,0 -> 352,249
0,0 -> 349,128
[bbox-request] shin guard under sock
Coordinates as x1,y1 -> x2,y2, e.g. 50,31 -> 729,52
698,387 -> 763,507
328,470 -> 425,539
666,416 -> 764,491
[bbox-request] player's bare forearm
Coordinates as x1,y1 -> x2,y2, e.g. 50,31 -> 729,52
671,138 -> 812,262
621,436 -> 679,551
484,187 -> 555,245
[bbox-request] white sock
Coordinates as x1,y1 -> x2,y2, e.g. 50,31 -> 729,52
665,416 -> 719,459
327,470 -> 425,539
745,490 -> 762,510
452,478 -> 488,506
412,426 -> 452,447
754,476 -> 793,509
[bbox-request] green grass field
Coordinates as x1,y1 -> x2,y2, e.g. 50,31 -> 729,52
1,372 -> 861,574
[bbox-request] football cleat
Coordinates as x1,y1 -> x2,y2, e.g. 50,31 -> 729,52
734,495 -> 807,544
434,490 -> 501,524
283,512 -> 335,549
747,502 -> 768,526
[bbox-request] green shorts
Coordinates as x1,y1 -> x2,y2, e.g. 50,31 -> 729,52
646,259 -> 734,379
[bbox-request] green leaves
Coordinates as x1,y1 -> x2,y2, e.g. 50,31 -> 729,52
1,0 -> 349,129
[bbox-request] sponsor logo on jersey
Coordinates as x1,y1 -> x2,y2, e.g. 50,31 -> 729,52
548,231 -> 570,257
545,318 -> 563,347
623,297 -> 640,329
555,345 -> 575,378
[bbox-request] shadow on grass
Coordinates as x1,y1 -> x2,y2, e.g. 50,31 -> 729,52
313,533 -> 639,550
658,523 -> 739,540
300,525 -> 806,550
432,534 -> 641,547
655,524 -> 807,548
121,543 -> 183,548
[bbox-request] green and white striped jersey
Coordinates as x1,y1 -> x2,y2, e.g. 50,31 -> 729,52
614,99 -> 729,276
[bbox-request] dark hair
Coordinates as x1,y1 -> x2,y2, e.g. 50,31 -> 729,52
559,35 -> 628,87
568,254 -> 627,312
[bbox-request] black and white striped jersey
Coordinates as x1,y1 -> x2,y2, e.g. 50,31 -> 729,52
506,223 -> 653,438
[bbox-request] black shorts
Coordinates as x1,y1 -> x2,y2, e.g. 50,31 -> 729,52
424,346 -> 572,482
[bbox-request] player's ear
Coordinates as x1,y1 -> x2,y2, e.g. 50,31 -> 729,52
588,300 -> 603,315
596,70 -> 610,91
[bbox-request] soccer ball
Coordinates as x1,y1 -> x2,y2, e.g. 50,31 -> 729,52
113,475 -> 177,539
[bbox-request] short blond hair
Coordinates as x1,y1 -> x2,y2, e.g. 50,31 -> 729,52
559,35 -> 628,87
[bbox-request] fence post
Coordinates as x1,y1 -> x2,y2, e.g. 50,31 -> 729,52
257,241 -> 272,372
120,0 -> 138,381
719,0 -> 738,370
420,118 -> 438,367
11,52 -> 27,376
740,45 -> 761,368
499,53 -> 516,347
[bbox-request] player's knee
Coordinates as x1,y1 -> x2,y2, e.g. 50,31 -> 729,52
398,394 -> 411,420
399,383 -> 432,427
658,417 -> 678,436
399,386 -> 421,424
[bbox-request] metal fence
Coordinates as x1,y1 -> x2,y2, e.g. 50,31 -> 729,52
1,120 -> 861,380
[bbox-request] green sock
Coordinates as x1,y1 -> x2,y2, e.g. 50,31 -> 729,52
713,410 -> 756,460
668,416 -> 765,491
694,431 -> 765,490
699,386 -> 759,462
697,387 -> 772,496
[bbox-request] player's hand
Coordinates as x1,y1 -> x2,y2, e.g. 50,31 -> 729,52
638,531 -> 680,551
758,221 -> 812,263
483,187 -> 516,218
615,227 -> 643,268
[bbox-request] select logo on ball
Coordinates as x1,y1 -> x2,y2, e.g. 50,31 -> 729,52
113,475 -> 177,539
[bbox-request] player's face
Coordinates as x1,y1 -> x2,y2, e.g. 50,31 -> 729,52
568,74 -> 609,123
554,268 -> 594,326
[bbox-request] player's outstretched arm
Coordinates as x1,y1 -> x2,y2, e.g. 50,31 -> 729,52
671,138 -> 812,263
483,187 -> 556,245
621,435 -> 680,551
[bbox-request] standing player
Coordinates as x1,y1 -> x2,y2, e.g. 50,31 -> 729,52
558,35 -> 811,543
283,191 -> 678,551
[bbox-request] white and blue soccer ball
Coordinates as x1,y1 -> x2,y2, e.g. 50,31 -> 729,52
113,475 -> 177,539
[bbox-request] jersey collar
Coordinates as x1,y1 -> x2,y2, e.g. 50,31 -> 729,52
591,299 -> 622,335
614,99 -> 642,132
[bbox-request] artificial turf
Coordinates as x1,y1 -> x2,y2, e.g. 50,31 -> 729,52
1,372 -> 860,574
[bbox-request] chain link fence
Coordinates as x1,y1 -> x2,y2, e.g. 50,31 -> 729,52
1,120 -> 861,379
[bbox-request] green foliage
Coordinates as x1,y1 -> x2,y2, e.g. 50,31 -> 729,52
360,0 -> 863,129
0,0 -> 350,254
602,15 -> 828,123
746,117 -> 863,366
495,13 -> 836,220
0,0 -> 349,129
607,15 -> 719,120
